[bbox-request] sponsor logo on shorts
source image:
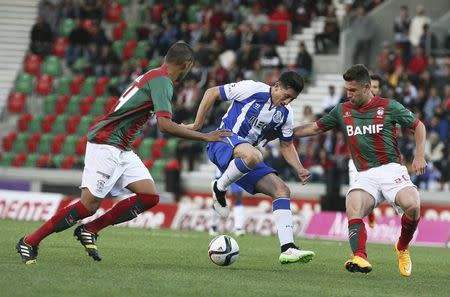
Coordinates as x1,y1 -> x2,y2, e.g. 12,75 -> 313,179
96,180 -> 105,192
96,171 -> 110,179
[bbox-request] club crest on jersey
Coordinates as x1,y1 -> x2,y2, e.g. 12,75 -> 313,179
272,111 -> 283,123
346,124 -> 383,136
343,111 -> 352,118
376,107 -> 384,118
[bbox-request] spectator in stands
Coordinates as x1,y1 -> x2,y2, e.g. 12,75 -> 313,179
79,0 -> 102,22
260,45 -> 282,68
424,87 -> 442,122
439,148 -> 450,191
429,114 -> 449,143
66,19 -> 92,66
340,3 -> 355,30
393,5 -> 411,55
247,59 -> 265,82
322,85 -> 341,112
236,42 -> 260,71
377,42 -> 395,74
407,46 -> 428,80
246,3 -> 269,32
351,6 -> 374,66
269,3 -> 291,44
296,41 -> 313,80
409,5 -> 430,47
292,1 -> 316,30
30,15 -> 54,56
39,0 -> 59,33
419,24 -> 438,55
314,5 -> 340,54
58,0 -> 80,21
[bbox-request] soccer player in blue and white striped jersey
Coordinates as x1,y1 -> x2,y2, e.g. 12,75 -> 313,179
185,71 -> 315,264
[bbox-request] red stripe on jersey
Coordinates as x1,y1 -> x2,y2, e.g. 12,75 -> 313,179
371,98 -> 390,165
135,64 -> 169,88
409,117 -> 419,129
342,104 -> 368,170
392,122 -> 402,163
155,111 -> 172,119
119,114 -> 149,150
315,119 -> 327,131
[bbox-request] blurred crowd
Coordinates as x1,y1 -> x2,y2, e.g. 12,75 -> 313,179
29,0 -> 449,191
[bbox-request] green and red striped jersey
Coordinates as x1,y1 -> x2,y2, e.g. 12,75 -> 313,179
316,96 -> 419,171
88,65 -> 173,150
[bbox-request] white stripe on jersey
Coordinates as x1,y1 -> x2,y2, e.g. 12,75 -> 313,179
232,100 -> 255,133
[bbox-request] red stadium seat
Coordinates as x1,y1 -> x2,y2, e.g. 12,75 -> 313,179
132,137 -> 142,149
17,113 -> 32,132
24,55 -> 42,75
104,96 -> 119,113
35,75 -> 53,95
79,96 -> 95,115
55,95 -> 70,114
66,114 -> 81,133
122,40 -> 137,60
70,75 -> 85,95
27,133 -> 42,152
106,3 -> 123,22
36,154 -> 50,167
50,134 -> 66,154
52,38 -> 69,57
41,114 -> 57,133
75,136 -> 87,155
112,22 -> 126,40
12,153 -> 27,167
2,132 -> 17,152
143,158 -> 154,169
7,92 -> 26,113
61,155 -> 76,169
82,19 -> 96,33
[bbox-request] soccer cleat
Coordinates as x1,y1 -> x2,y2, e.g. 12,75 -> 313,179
234,229 -> 246,237
279,248 -> 315,264
344,256 -> 372,273
368,212 -> 376,228
211,180 -> 230,217
208,226 -> 219,236
395,242 -> 412,277
16,237 -> 38,265
74,225 -> 102,261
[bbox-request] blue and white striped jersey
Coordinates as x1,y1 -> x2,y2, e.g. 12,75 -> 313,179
218,80 -> 294,146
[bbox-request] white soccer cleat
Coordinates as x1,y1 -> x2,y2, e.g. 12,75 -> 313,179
279,248 -> 315,264
211,180 -> 230,217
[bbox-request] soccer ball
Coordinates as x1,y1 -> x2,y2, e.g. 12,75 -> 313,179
208,235 -> 239,266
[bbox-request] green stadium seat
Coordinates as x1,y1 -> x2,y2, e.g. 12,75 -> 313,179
81,76 -> 96,95
51,154 -> 66,168
134,40 -> 148,59
77,115 -> 93,135
15,73 -> 34,94
28,115 -> 44,133
112,0 -> 129,5
52,114 -> 68,134
44,94 -> 58,114
0,152 -> 15,167
91,96 -> 108,116
147,58 -> 160,70
13,133 -> 29,153
108,76 -> 120,89
37,134 -> 53,154
67,95 -> 83,115
123,25 -> 137,41
72,57 -> 89,73
56,76 -> 72,95
138,138 -> 155,159
112,40 -> 125,58
187,4 -> 201,23
63,135 -> 78,155
151,159 -> 167,182
24,153 -> 39,167
163,138 -> 178,158
41,55 -> 62,76
59,18 -> 76,37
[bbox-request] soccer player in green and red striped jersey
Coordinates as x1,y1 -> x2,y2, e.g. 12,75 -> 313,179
16,42 -> 231,265
294,64 -> 427,277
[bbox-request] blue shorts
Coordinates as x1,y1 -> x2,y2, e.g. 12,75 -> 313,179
207,134 -> 276,194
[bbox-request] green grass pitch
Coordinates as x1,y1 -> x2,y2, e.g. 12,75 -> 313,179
1,219 -> 448,297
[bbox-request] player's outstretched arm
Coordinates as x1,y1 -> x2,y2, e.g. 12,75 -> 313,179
412,121 -> 427,176
280,141 -> 311,185
157,117 -> 230,142
293,122 -> 322,137
189,86 -> 221,130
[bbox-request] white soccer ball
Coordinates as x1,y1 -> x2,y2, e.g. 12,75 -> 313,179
208,235 -> 239,266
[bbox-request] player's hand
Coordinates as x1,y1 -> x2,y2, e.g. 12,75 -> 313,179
412,156 -> 427,176
203,129 -> 232,143
297,168 -> 311,185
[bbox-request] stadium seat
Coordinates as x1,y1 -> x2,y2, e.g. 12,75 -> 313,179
91,95 -> 108,116
112,40 -> 125,58
55,95 -> 71,114
70,75 -> 85,94
52,115 -> 69,134
81,76 -> 96,95
41,114 -> 57,133
35,74 -> 53,95
17,113 -> 32,132
61,155 -> 77,169
82,19 -> 96,33
51,134 -> 66,154
143,158 -> 154,169
13,133 -> 29,153
138,138 -> 155,159
63,135 -> 78,155
59,18 -> 76,37
36,154 -> 50,167
72,57 -> 90,73
51,154 -> 65,168
15,73 -> 34,94
79,95 -> 95,115
94,77 -> 109,96
7,92 -> 26,113
41,55 -> 62,77
43,94 -> 58,114
77,115 -> 93,135
24,55 -> 42,75
106,3 -> 123,22
52,37 -> 69,57
37,134 -> 53,154
134,41 -> 148,59
147,58 -> 160,70
56,76 -> 72,95
26,133 -> 42,152
123,25 -> 137,41
66,114 -> 81,133
104,96 -> 119,113
112,22 -> 126,40
67,95 -> 83,115
151,159 -> 167,182
12,153 -> 27,167
112,0 -> 129,5
75,136 -> 87,155
163,138 -> 178,158
123,40 -> 137,59
0,152 -> 15,167
132,137 -> 142,149
28,115 -> 44,133
24,153 -> 39,167
2,132 -> 17,152
108,76 -> 120,88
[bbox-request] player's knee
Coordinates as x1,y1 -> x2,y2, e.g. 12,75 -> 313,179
243,150 -> 263,167
137,193 -> 160,209
80,189 -> 101,213
405,203 -> 420,220
273,183 -> 291,198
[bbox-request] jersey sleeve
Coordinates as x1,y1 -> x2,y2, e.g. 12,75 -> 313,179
279,107 -> 294,142
148,77 -> 173,118
316,105 -> 340,131
390,100 -> 419,129
218,80 -> 261,102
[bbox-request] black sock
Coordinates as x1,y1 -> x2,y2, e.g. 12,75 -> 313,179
281,242 -> 298,253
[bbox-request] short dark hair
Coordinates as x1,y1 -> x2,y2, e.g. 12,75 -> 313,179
370,74 -> 383,87
165,41 -> 195,65
278,71 -> 304,94
343,64 -> 371,85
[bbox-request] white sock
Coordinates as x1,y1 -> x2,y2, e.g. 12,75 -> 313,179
216,158 -> 251,191
233,204 -> 245,231
273,198 -> 294,246
210,206 -> 218,230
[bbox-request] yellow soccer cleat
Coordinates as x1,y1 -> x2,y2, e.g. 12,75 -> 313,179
395,242 -> 412,277
344,256 -> 372,273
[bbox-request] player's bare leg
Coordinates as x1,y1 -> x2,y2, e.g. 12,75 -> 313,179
394,186 -> 420,277
255,174 -> 315,264
367,211 -> 376,228
344,189 -> 375,273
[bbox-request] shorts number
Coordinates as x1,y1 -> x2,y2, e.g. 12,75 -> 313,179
394,175 -> 410,184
